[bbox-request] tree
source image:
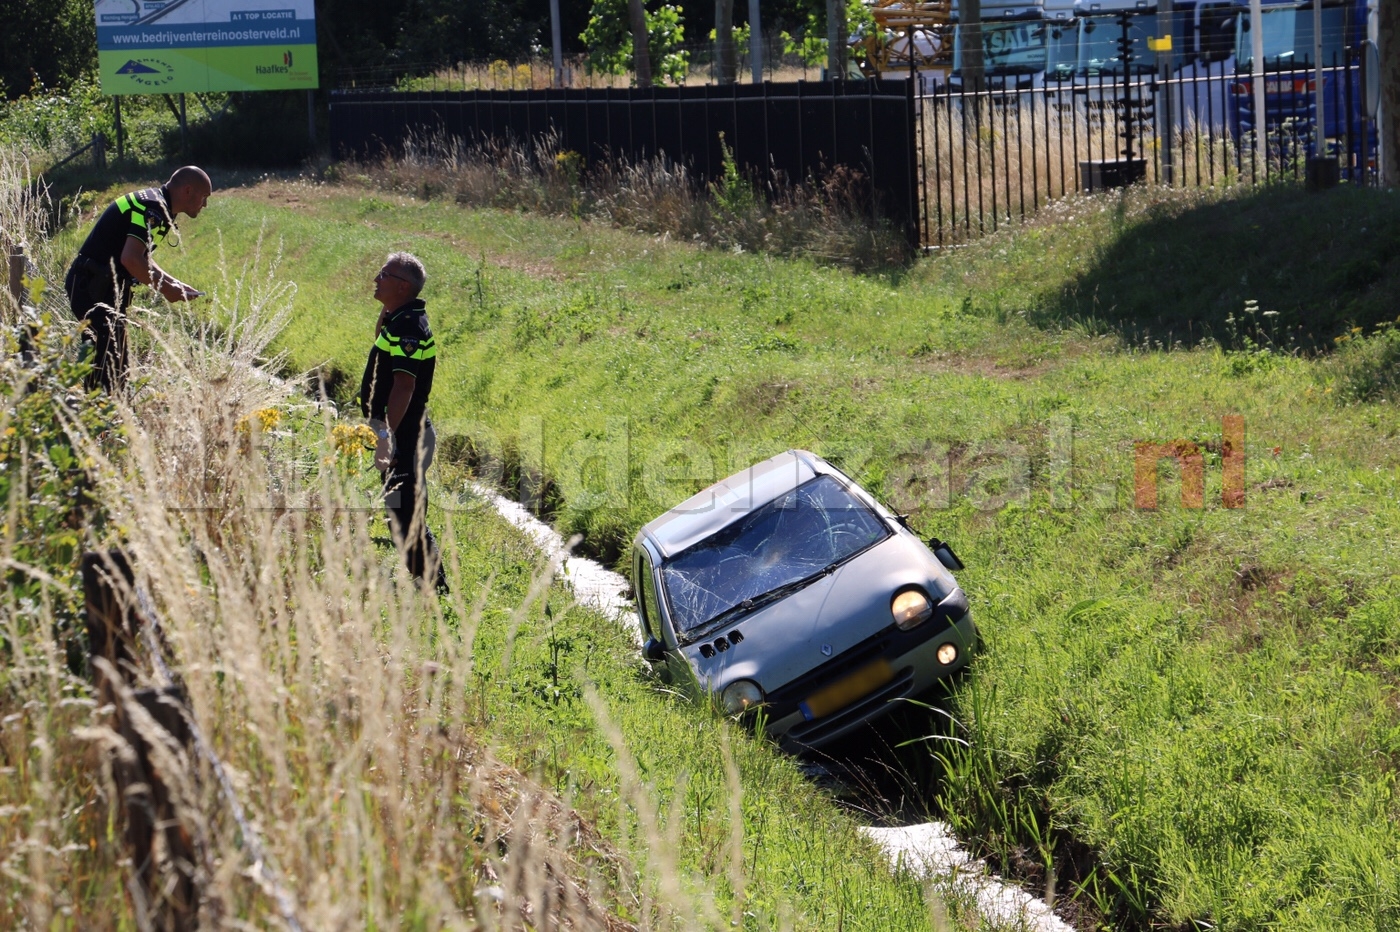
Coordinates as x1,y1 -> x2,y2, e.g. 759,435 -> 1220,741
0,0 -> 95,99
958,0 -> 985,92
826,0 -> 845,79
1382,0 -> 1399,186
630,0 -> 654,87
716,0 -> 739,84
391,0 -> 548,67
582,0 -> 690,84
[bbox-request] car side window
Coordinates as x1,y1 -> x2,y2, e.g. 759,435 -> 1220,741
637,548 -> 664,641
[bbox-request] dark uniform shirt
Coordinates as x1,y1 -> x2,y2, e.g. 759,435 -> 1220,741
359,298 -> 438,448
75,186 -> 174,283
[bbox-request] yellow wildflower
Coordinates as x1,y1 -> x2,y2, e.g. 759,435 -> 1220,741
331,423 -> 377,459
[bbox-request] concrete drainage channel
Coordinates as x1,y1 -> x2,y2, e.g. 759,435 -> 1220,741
470,482 -> 1075,932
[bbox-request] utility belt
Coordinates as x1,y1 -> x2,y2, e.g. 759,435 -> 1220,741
70,254 -> 132,283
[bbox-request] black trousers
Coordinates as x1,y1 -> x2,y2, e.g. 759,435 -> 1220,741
382,428 -> 446,589
65,259 -> 132,394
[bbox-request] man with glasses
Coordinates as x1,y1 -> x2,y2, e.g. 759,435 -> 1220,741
64,165 -> 211,393
359,251 -> 448,592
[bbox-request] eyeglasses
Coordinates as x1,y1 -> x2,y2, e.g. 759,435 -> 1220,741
375,269 -> 412,284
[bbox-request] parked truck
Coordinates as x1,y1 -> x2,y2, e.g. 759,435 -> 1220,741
1228,0 -> 1376,172
948,0 -> 1052,90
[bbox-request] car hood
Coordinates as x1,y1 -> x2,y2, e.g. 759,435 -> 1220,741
681,531 -> 956,693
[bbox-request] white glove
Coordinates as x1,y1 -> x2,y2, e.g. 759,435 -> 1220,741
370,420 -> 396,472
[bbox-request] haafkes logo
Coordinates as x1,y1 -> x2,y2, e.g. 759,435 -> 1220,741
115,58 -> 175,87
256,51 -> 294,75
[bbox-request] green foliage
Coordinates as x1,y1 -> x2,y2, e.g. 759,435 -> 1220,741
709,133 -> 756,216
581,0 -> 690,85
0,75 -> 111,158
0,0 -> 95,102
178,90 -> 313,167
1328,321 -> 1400,404
709,21 -> 751,47
0,77 -> 225,170
1,314 -> 115,652
395,0 -> 549,69
782,28 -> 829,67
845,0 -> 876,40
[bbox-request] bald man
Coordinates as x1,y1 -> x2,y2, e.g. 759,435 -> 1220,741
65,166 -> 211,392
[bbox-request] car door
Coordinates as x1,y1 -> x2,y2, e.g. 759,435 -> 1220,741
636,542 -> 703,698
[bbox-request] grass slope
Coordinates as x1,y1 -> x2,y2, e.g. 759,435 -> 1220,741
49,173 -> 1400,931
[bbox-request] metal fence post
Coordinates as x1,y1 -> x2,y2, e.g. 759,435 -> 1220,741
1157,0 -> 1174,184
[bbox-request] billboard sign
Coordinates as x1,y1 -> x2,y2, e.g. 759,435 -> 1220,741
96,0 -> 318,95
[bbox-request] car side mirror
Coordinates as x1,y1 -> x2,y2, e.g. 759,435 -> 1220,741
928,538 -> 965,572
644,637 -> 667,662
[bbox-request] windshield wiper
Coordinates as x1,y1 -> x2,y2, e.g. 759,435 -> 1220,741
686,561 -> 840,640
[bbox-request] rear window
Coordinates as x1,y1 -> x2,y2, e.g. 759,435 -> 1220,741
660,475 -> 891,635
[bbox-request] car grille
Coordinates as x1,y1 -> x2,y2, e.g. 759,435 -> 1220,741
763,615 -> 951,720
764,634 -> 894,714
781,668 -> 916,748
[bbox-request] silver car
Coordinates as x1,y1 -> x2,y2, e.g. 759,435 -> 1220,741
632,449 -> 976,753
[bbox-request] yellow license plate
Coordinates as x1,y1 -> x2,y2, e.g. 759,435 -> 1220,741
799,659 -> 894,721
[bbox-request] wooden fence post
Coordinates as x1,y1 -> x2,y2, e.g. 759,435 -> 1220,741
83,551 -> 201,931
1,231 -> 25,320
82,551 -> 141,684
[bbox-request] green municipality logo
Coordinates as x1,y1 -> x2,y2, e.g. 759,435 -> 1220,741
115,58 -> 176,87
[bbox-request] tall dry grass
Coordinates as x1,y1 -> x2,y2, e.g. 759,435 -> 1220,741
918,91 -> 1250,244
0,150 -> 664,929
373,53 -> 826,94
346,130 -> 912,271
0,155 -> 71,327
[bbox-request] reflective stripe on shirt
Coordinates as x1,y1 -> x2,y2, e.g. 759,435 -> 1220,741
116,194 -> 148,229
374,331 -> 437,360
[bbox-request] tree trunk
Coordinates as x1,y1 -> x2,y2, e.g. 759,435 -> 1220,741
960,0 -> 985,93
716,0 -> 737,84
826,0 -> 846,80
749,0 -> 763,84
1382,0 -> 1399,185
630,0 -> 653,87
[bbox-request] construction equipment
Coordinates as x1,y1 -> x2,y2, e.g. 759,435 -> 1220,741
854,0 -> 957,78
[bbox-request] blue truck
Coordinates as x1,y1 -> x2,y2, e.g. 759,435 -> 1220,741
1228,0 -> 1376,172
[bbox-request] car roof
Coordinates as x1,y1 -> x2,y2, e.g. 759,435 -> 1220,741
639,449 -> 833,560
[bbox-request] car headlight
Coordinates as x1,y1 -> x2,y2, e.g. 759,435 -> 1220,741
937,642 -> 959,665
721,679 -> 764,715
891,589 -> 934,630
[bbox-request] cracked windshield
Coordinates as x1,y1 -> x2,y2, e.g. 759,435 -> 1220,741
661,475 -> 891,635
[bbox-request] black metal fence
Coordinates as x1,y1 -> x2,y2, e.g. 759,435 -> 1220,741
916,55 -> 1378,245
330,54 -> 1377,250
329,80 -> 920,243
